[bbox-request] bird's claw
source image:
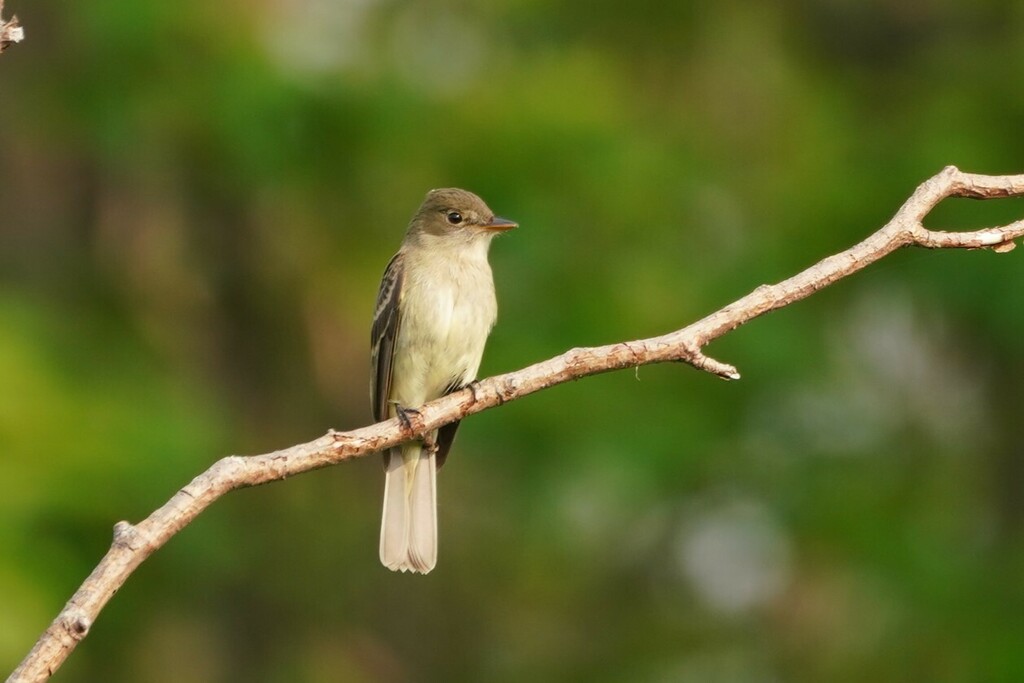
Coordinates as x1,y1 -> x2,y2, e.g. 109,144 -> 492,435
393,403 -> 421,433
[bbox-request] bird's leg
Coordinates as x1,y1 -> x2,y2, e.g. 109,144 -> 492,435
392,401 -> 422,435
466,380 -> 482,403
391,401 -> 436,454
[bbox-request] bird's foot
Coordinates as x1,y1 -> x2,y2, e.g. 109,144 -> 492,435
393,403 -> 422,433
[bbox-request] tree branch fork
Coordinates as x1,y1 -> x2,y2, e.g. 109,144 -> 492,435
8,166 -> 1024,682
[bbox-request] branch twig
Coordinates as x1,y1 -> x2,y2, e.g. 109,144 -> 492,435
8,166 -> 1024,682
0,0 -> 24,53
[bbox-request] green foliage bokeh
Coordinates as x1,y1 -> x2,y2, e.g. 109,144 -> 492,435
2,1 -> 1024,681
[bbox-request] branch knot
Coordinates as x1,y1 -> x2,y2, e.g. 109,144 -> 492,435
112,521 -> 155,551
61,612 -> 92,641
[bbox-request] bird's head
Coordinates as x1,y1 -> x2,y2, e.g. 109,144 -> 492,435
409,188 -> 517,240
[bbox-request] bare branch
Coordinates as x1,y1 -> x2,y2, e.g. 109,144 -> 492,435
0,0 -> 24,53
8,166 -> 1024,683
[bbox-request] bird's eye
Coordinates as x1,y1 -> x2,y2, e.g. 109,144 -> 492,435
446,211 -> 463,225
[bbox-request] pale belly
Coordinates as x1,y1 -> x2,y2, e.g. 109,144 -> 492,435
389,266 -> 497,409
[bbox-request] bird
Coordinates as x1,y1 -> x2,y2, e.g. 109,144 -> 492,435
371,188 -> 516,573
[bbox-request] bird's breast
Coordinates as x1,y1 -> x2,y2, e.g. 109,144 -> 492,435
390,254 -> 498,406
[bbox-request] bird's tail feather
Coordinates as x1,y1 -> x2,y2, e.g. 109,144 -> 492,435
380,442 -> 437,573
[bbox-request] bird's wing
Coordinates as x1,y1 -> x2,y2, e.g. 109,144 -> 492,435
371,251 -> 405,424
435,419 -> 461,469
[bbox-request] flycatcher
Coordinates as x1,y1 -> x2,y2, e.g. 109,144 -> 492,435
371,188 -> 516,573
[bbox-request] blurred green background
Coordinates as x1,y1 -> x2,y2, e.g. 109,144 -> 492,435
3,1 -> 1024,681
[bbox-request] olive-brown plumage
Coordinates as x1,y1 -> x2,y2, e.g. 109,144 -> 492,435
371,188 -> 515,573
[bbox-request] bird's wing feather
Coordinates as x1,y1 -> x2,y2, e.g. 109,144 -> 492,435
435,420 -> 461,469
371,251 -> 405,424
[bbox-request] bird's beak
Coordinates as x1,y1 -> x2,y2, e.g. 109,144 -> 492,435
482,216 -> 518,232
